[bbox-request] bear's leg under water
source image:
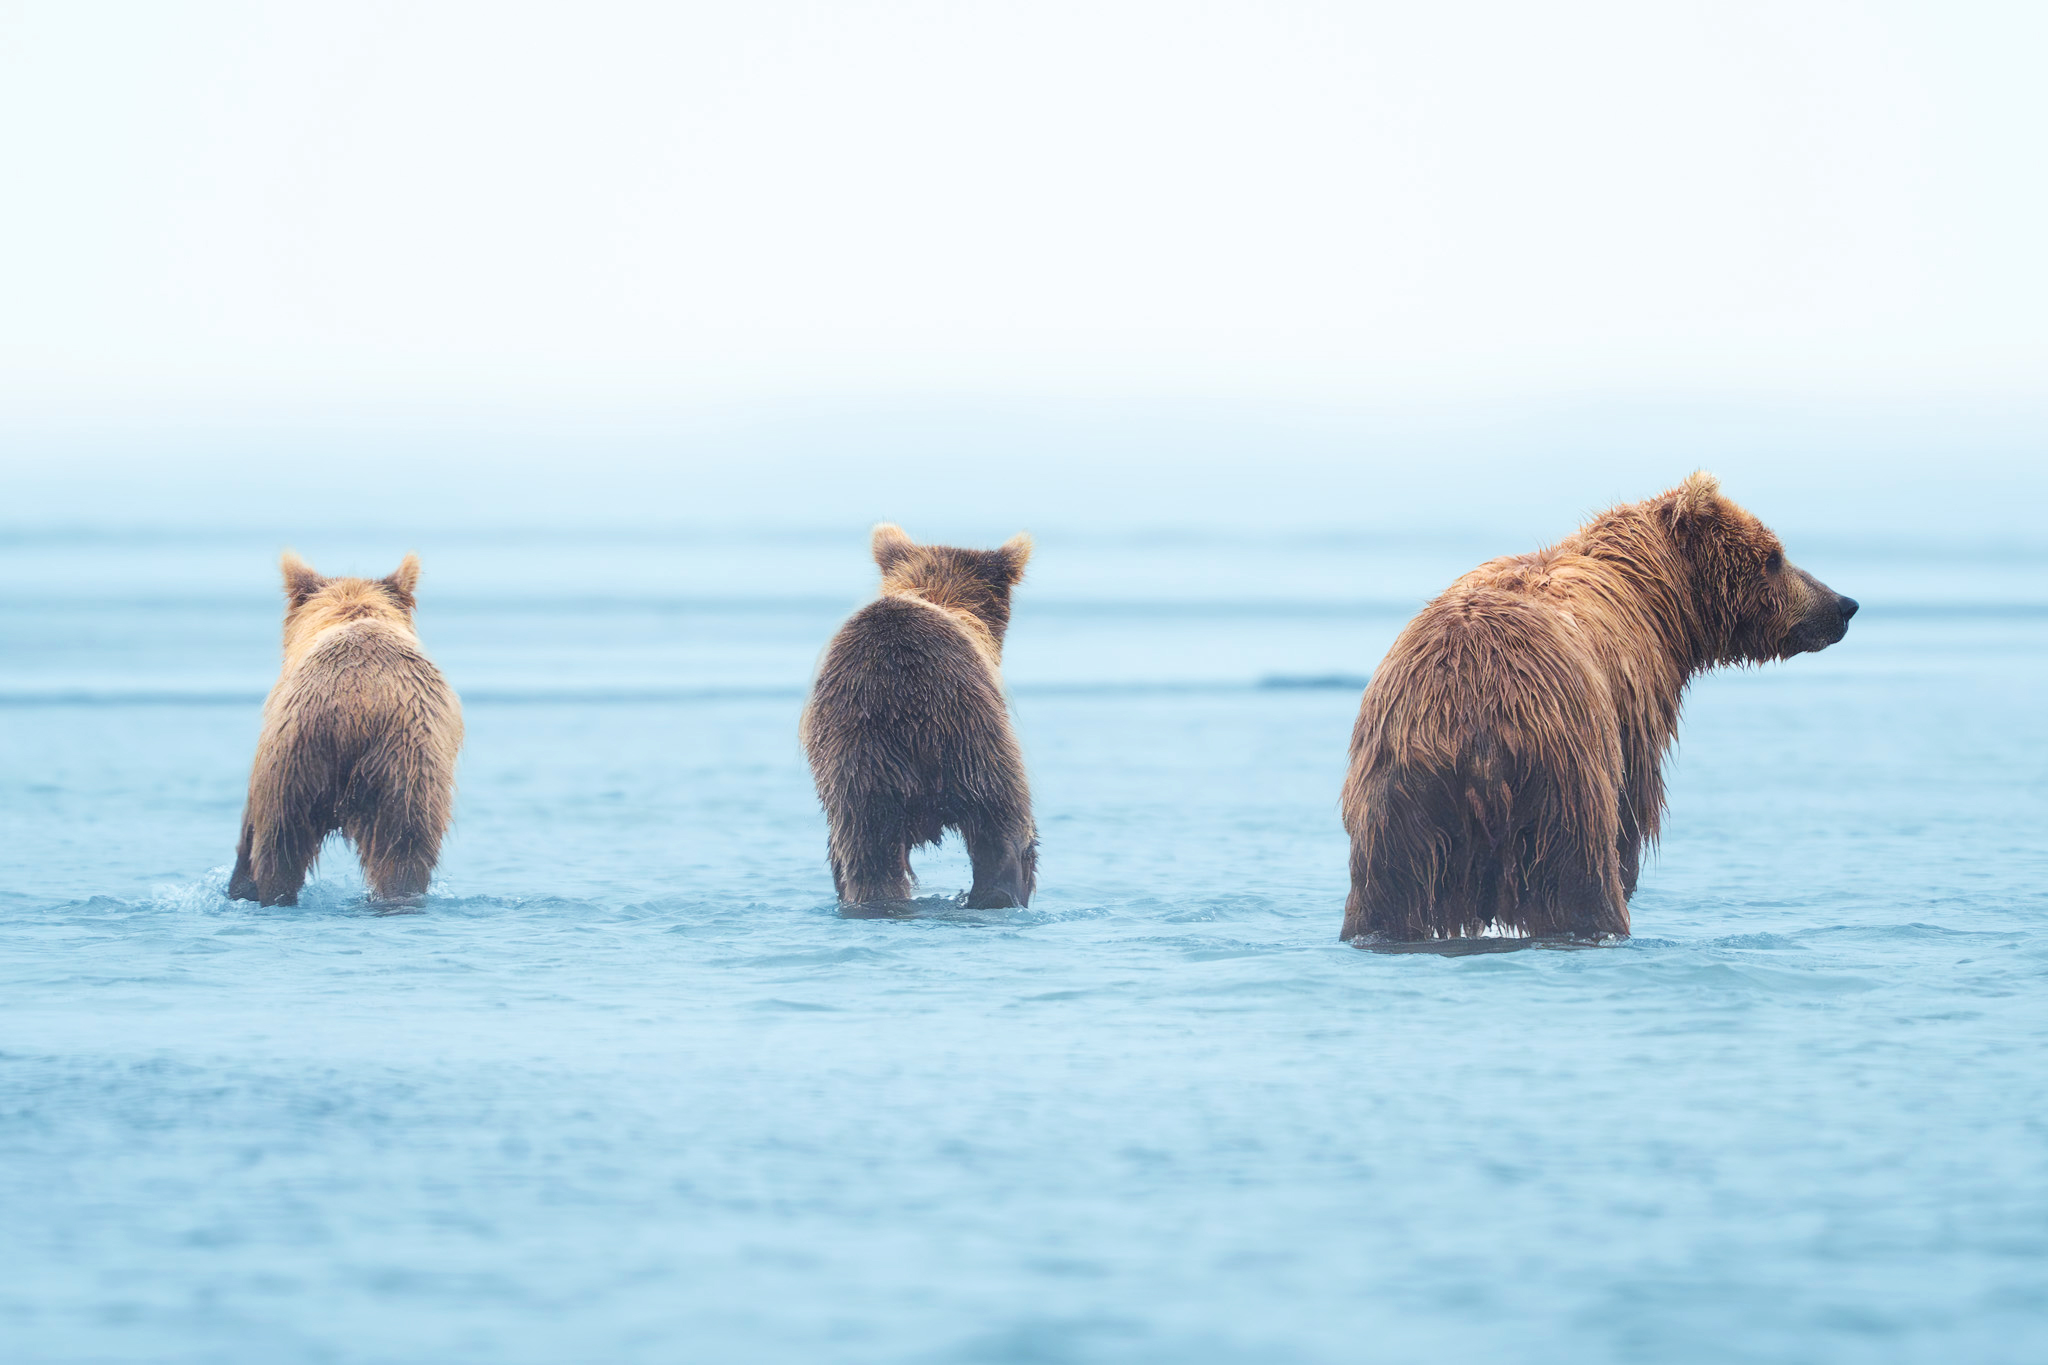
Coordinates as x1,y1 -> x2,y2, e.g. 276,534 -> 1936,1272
242,813 -> 327,907
228,820 -> 259,902
347,812 -> 439,903
828,798 -> 916,905
960,814 -> 1035,909
342,765 -> 449,904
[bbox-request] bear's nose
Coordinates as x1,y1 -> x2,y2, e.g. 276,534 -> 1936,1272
1837,595 -> 1859,620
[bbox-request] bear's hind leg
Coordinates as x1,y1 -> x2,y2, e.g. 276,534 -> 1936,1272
962,814 -> 1036,909
352,820 -> 438,903
344,761 -> 451,905
228,818 -> 258,902
828,797 -> 914,905
1616,798 -> 1643,901
250,815 -> 326,907
1511,830 -> 1629,939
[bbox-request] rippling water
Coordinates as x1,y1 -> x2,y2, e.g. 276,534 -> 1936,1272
3,510 -> 2046,1363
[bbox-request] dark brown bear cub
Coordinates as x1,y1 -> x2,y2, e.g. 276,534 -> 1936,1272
1341,473 -> 1856,944
229,552 -> 463,907
803,525 -> 1038,908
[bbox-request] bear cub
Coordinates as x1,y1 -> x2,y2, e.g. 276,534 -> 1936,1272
229,552 -> 463,906
802,525 -> 1038,908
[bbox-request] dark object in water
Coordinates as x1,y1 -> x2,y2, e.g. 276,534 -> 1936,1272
802,525 -> 1039,910
1340,473 -> 1857,944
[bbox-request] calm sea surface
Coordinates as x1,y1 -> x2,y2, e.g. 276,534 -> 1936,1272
2,509 -> 2045,1363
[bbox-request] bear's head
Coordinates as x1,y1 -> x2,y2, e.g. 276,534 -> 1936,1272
871,524 -> 1033,648
279,552 -> 423,655
1657,472 -> 1857,665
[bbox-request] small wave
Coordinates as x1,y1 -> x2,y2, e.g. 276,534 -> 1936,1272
149,867 -> 239,914
0,690 -> 265,707
10,678 -> 1367,706
1698,932 -> 1808,951
729,944 -> 903,969
419,891 -> 610,919
1257,672 -> 1370,690
117,868 -> 488,918
1796,921 -> 2019,944
1153,893 -> 1306,924
832,893 -> 1095,929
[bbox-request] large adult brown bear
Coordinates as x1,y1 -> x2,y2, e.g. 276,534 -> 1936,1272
1341,473 -> 1856,943
229,552 -> 463,907
802,524 -> 1037,908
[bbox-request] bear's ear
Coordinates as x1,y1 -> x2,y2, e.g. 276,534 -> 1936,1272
384,553 -> 421,604
991,531 -> 1033,585
1664,470 -> 1724,534
280,551 -> 325,605
871,523 -> 916,573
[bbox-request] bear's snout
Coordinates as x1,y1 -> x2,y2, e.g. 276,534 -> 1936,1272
1783,569 -> 1855,654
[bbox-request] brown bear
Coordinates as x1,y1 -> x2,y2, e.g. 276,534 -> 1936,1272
228,552 -> 463,907
801,524 -> 1038,908
1340,473 -> 1856,943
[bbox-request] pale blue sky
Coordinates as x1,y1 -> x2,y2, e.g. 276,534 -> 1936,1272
1,0 -> 2043,419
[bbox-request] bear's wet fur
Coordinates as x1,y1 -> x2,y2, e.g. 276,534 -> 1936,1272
1341,473 -> 1858,943
802,525 -> 1038,909
228,552 -> 463,907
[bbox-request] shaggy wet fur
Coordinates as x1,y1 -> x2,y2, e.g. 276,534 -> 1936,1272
1341,473 -> 1858,943
229,553 -> 463,906
802,525 -> 1038,908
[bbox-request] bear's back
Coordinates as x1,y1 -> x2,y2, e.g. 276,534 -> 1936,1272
268,620 -> 459,751
817,595 -> 999,695
803,594 -> 1013,779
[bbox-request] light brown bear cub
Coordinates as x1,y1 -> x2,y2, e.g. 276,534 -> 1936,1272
1341,473 -> 1857,944
229,552 -> 463,907
802,525 -> 1038,908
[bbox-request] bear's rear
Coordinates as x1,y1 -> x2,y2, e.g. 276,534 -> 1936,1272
801,526 -> 1037,909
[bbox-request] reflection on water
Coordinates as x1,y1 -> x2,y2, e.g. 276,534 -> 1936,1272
1354,935 -> 1616,955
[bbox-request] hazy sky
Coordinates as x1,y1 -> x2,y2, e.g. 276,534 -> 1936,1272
1,0 -> 2043,416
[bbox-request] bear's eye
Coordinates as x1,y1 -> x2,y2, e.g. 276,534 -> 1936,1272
1764,549 -> 1784,574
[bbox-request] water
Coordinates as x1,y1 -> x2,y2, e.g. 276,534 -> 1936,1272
3,499 -> 2047,1362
